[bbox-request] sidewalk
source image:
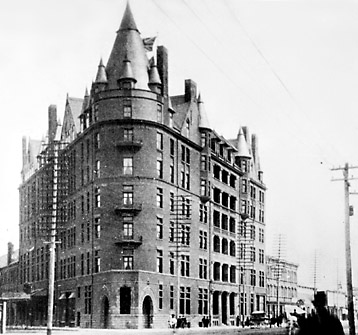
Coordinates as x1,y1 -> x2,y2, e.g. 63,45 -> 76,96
6,325 -> 289,335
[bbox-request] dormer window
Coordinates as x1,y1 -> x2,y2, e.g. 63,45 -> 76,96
121,81 -> 133,90
185,119 -> 190,137
169,112 -> 173,128
157,104 -> 163,123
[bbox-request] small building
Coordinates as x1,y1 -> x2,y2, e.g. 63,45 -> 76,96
266,256 -> 298,318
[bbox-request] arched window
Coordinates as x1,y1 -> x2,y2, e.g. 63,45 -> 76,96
230,241 -> 236,256
222,238 -> 228,254
213,262 -> 221,281
222,264 -> 229,282
213,236 -> 220,252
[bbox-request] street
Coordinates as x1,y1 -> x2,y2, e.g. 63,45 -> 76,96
4,320 -> 354,335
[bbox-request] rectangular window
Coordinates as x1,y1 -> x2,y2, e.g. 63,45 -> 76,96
123,99 -> 132,118
123,185 -> 133,205
180,255 -> 190,277
169,112 -> 173,127
157,217 -> 163,239
84,285 -> 92,314
95,217 -> 101,238
159,284 -> 163,310
157,249 -> 163,273
123,216 -> 133,238
169,252 -> 175,275
157,132 -> 163,151
157,188 -> 163,208
124,128 -> 133,141
81,253 -> 84,275
94,132 -> 100,150
259,249 -> 264,264
157,153 -> 163,179
157,104 -> 163,123
95,160 -> 100,178
259,271 -> 265,287
123,256 -> 133,270
250,269 -> 256,286
169,221 -> 175,243
199,230 -> 208,250
94,250 -> 100,273
123,157 -> 133,175
170,192 -> 175,212
170,285 -> 174,310
86,251 -> 91,275
199,258 -> 207,279
95,187 -> 101,208
180,286 -> 191,314
199,204 -> 208,223
198,288 -> 208,315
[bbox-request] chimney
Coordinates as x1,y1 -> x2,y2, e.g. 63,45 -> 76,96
157,46 -> 168,98
48,105 -> 57,143
7,242 -> 14,265
22,136 -> 27,166
185,79 -> 197,102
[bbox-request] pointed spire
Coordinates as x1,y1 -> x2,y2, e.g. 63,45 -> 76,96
120,58 -> 136,81
236,127 -> 251,159
95,58 -> 108,83
198,93 -> 211,130
118,1 -> 139,32
148,64 -> 161,85
82,87 -> 90,111
168,97 -> 175,113
106,2 -> 149,89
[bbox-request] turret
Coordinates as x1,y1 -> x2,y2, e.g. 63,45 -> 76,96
106,1 -> 149,90
198,93 -> 211,130
118,58 -> 137,89
148,63 -> 162,93
235,127 -> 251,172
93,58 -> 108,93
48,104 -> 57,144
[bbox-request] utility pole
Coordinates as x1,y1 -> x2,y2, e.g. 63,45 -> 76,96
331,163 -> 357,335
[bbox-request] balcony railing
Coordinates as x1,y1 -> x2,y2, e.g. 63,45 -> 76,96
115,203 -> 142,215
114,234 -> 143,247
114,138 -> 143,150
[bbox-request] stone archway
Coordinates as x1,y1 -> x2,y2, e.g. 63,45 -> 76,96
142,296 -> 153,329
101,296 -> 110,329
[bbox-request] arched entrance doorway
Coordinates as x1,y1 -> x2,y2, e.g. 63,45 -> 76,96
101,296 -> 109,328
142,296 -> 153,329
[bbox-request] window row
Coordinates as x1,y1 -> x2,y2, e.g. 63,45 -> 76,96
213,236 -> 236,256
213,188 -> 237,211
213,210 -> 236,233
213,164 -> 237,188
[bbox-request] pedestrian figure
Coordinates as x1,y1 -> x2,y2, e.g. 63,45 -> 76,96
168,314 -> 177,329
297,291 -> 344,335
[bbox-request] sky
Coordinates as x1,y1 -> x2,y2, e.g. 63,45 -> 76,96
1,0 -> 358,290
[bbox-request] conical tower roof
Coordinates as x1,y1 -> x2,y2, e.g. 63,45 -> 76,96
236,127 -> 251,159
95,58 -> 108,83
198,93 -> 211,130
106,1 -> 149,89
149,64 -> 162,85
82,88 -> 90,111
120,58 -> 136,82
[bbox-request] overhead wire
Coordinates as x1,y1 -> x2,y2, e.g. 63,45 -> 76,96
223,0 -> 347,166
151,0 -> 267,112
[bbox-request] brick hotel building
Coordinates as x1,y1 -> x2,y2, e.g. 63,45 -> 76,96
1,2 -> 267,329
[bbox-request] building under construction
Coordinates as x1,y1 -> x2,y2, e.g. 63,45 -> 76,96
1,2 -> 267,329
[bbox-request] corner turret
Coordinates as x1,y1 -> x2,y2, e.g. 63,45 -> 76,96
106,1 -> 149,90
